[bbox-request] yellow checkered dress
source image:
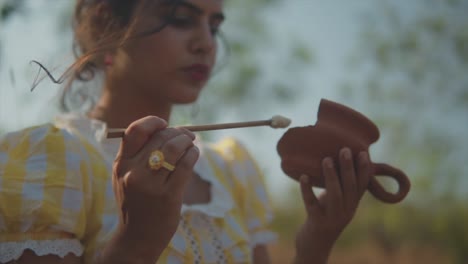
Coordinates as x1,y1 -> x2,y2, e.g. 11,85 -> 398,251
0,116 -> 276,263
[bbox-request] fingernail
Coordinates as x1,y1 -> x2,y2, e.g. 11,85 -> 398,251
300,174 -> 308,184
359,151 -> 368,163
179,128 -> 196,140
189,131 -> 196,140
156,117 -> 168,127
341,148 -> 350,160
323,157 -> 333,168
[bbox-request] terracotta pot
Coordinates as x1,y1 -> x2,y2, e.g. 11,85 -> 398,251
277,99 -> 410,204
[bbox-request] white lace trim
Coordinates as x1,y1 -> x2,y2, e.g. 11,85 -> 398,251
0,239 -> 84,262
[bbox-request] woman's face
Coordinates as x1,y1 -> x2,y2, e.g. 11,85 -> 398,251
114,0 -> 224,104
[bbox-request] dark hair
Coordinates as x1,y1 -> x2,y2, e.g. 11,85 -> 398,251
33,0 -> 227,112
72,0 -> 138,81
36,0 -> 172,111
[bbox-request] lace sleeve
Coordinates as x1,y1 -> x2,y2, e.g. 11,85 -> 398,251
0,239 -> 83,262
0,124 -> 109,263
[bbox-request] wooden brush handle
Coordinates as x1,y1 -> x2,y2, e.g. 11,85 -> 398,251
106,120 -> 272,138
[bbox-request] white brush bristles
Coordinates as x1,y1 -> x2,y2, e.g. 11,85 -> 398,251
270,115 -> 291,128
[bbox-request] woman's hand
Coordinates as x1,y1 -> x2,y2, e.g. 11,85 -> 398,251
107,116 -> 199,262
294,148 -> 371,264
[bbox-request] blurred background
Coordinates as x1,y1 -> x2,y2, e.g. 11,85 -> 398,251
1,0 -> 467,263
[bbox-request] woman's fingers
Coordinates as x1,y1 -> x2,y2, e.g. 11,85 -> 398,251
115,130 -> 198,206
173,126 -> 196,140
299,174 -> 320,215
300,149 -> 371,243
356,151 -> 371,196
115,118 -> 198,192
167,145 -> 200,195
338,148 -> 358,211
118,116 -> 168,159
156,127 -> 196,142
323,157 -> 343,215
116,117 -> 196,161
154,133 -> 196,180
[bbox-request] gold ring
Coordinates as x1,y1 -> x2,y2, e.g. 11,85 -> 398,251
148,150 -> 175,171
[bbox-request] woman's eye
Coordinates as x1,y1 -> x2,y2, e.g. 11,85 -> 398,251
166,14 -> 221,36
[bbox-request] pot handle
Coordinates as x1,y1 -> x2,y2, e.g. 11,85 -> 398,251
368,163 -> 411,203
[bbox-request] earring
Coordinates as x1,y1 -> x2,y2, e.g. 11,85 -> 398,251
104,54 -> 113,66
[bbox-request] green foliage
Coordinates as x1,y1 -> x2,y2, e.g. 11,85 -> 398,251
332,0 -> 468,262
340,0 -> 468,194
0,0 -> 23,72
272,193 -> 468,263
0,0 -> 24,22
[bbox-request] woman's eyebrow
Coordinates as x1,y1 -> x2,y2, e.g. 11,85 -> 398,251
166,1 -> 225,21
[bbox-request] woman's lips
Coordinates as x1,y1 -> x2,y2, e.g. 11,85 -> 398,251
183,64 -> 210,82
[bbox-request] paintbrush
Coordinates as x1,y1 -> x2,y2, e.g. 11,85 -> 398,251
105,115 -> 291,138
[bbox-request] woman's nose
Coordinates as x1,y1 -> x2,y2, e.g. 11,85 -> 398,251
189,23 -> 216,54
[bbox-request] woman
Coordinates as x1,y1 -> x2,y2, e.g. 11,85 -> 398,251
0,0 -> 371,263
